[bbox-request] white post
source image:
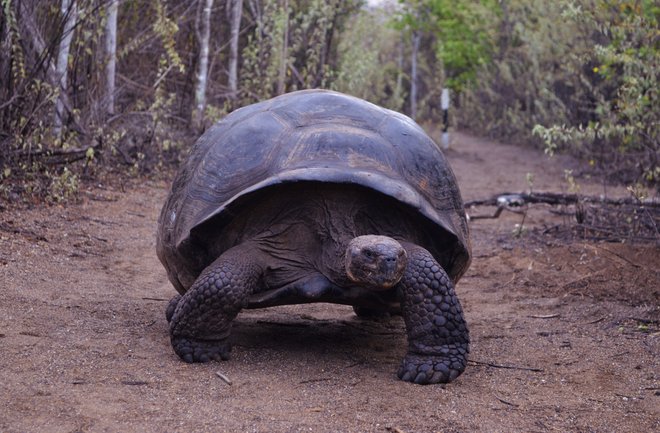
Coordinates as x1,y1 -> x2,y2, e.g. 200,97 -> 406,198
440,88 -> 450,149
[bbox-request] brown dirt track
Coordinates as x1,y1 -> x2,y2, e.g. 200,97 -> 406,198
1,132 -> 658,432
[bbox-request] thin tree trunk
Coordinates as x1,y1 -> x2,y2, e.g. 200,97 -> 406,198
394,34 -> 404,107
498,0 -> 511,58
277,0 -> 289,95
105,0 -> 118,117
410,30 -> 420,120
228,0 -> 243,99
17,1 -> 82,134
193,0 -> 214,129
53,0 -> 78,139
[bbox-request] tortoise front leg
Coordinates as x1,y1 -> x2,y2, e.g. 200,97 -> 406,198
168,246 -> 262,363
397,244 -> 469,384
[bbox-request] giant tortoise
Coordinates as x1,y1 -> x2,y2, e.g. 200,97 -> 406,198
157,89 -> 471,384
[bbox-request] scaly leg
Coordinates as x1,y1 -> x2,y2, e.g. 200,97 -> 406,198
397,244 -> 469,384
167,246 -> 262,363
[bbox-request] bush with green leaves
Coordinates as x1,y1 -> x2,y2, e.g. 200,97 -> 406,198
457,0 -> 658,187
533,1 -> 659,186
333,7 -> 406,111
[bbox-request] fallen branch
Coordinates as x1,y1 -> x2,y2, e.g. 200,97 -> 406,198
466,191 -> 660,242
8,142 -> 100,166
464,191 -> 660,209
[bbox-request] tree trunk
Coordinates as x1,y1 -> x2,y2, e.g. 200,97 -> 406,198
410,30 -> 420,120
277,0 -> 289,95
498,0 -> 511,58
228,0 -> 243,99
105,0 -> 118,117
193,0 -> 214,129
394,34 -> 404,107
53,0 -> 78,139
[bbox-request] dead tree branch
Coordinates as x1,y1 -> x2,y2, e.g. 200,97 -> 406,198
466,191 -> 660,242
464,192 -> 660,209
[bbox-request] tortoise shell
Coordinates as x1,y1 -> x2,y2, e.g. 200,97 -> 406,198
157,89 -> 470,294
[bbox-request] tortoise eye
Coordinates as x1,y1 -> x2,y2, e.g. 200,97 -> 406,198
363,249 -> 374,258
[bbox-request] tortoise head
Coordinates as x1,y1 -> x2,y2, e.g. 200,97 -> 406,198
345,235 -> 408,290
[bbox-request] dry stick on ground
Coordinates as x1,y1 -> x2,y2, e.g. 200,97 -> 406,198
466,191 -> 660,242
464,191 -> 660,209
215,371 -> 232,386
494,395 -> 520,408
468,360 -> 544,373
7,141 -> 101,166
528,314 -> 560,319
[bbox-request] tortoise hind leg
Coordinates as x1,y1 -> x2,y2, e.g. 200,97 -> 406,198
168,246 -> 263,363
165,294 -> 181,323
397,244 -> 469,384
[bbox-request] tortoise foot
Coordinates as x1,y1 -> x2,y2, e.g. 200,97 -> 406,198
171,336 -> 231,363
165,294 -> 182,323
397,351 -> 467,385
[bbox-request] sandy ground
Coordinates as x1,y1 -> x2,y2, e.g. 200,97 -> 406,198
0,132 -> 658,432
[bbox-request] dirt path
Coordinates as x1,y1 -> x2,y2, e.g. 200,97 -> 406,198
1,132 -> 658,432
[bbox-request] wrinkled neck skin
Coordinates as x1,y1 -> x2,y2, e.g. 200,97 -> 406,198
209,184 -> 424,291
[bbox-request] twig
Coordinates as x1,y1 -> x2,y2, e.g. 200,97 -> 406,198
215,371 -> 232,385
468,360 -> 544,373
500,274 -> 516,288
528,314 -> 560,319
585,317 -> 606,325
142,297 -> 168,301
299,377 -> 332,384
495,395 -> 520,407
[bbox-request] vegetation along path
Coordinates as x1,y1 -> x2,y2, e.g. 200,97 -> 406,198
1,132 -> 658,432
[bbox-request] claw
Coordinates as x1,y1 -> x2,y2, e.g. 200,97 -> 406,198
414,372 -> 428,384
171,336 -> 232,363
398,353 -> 465,385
